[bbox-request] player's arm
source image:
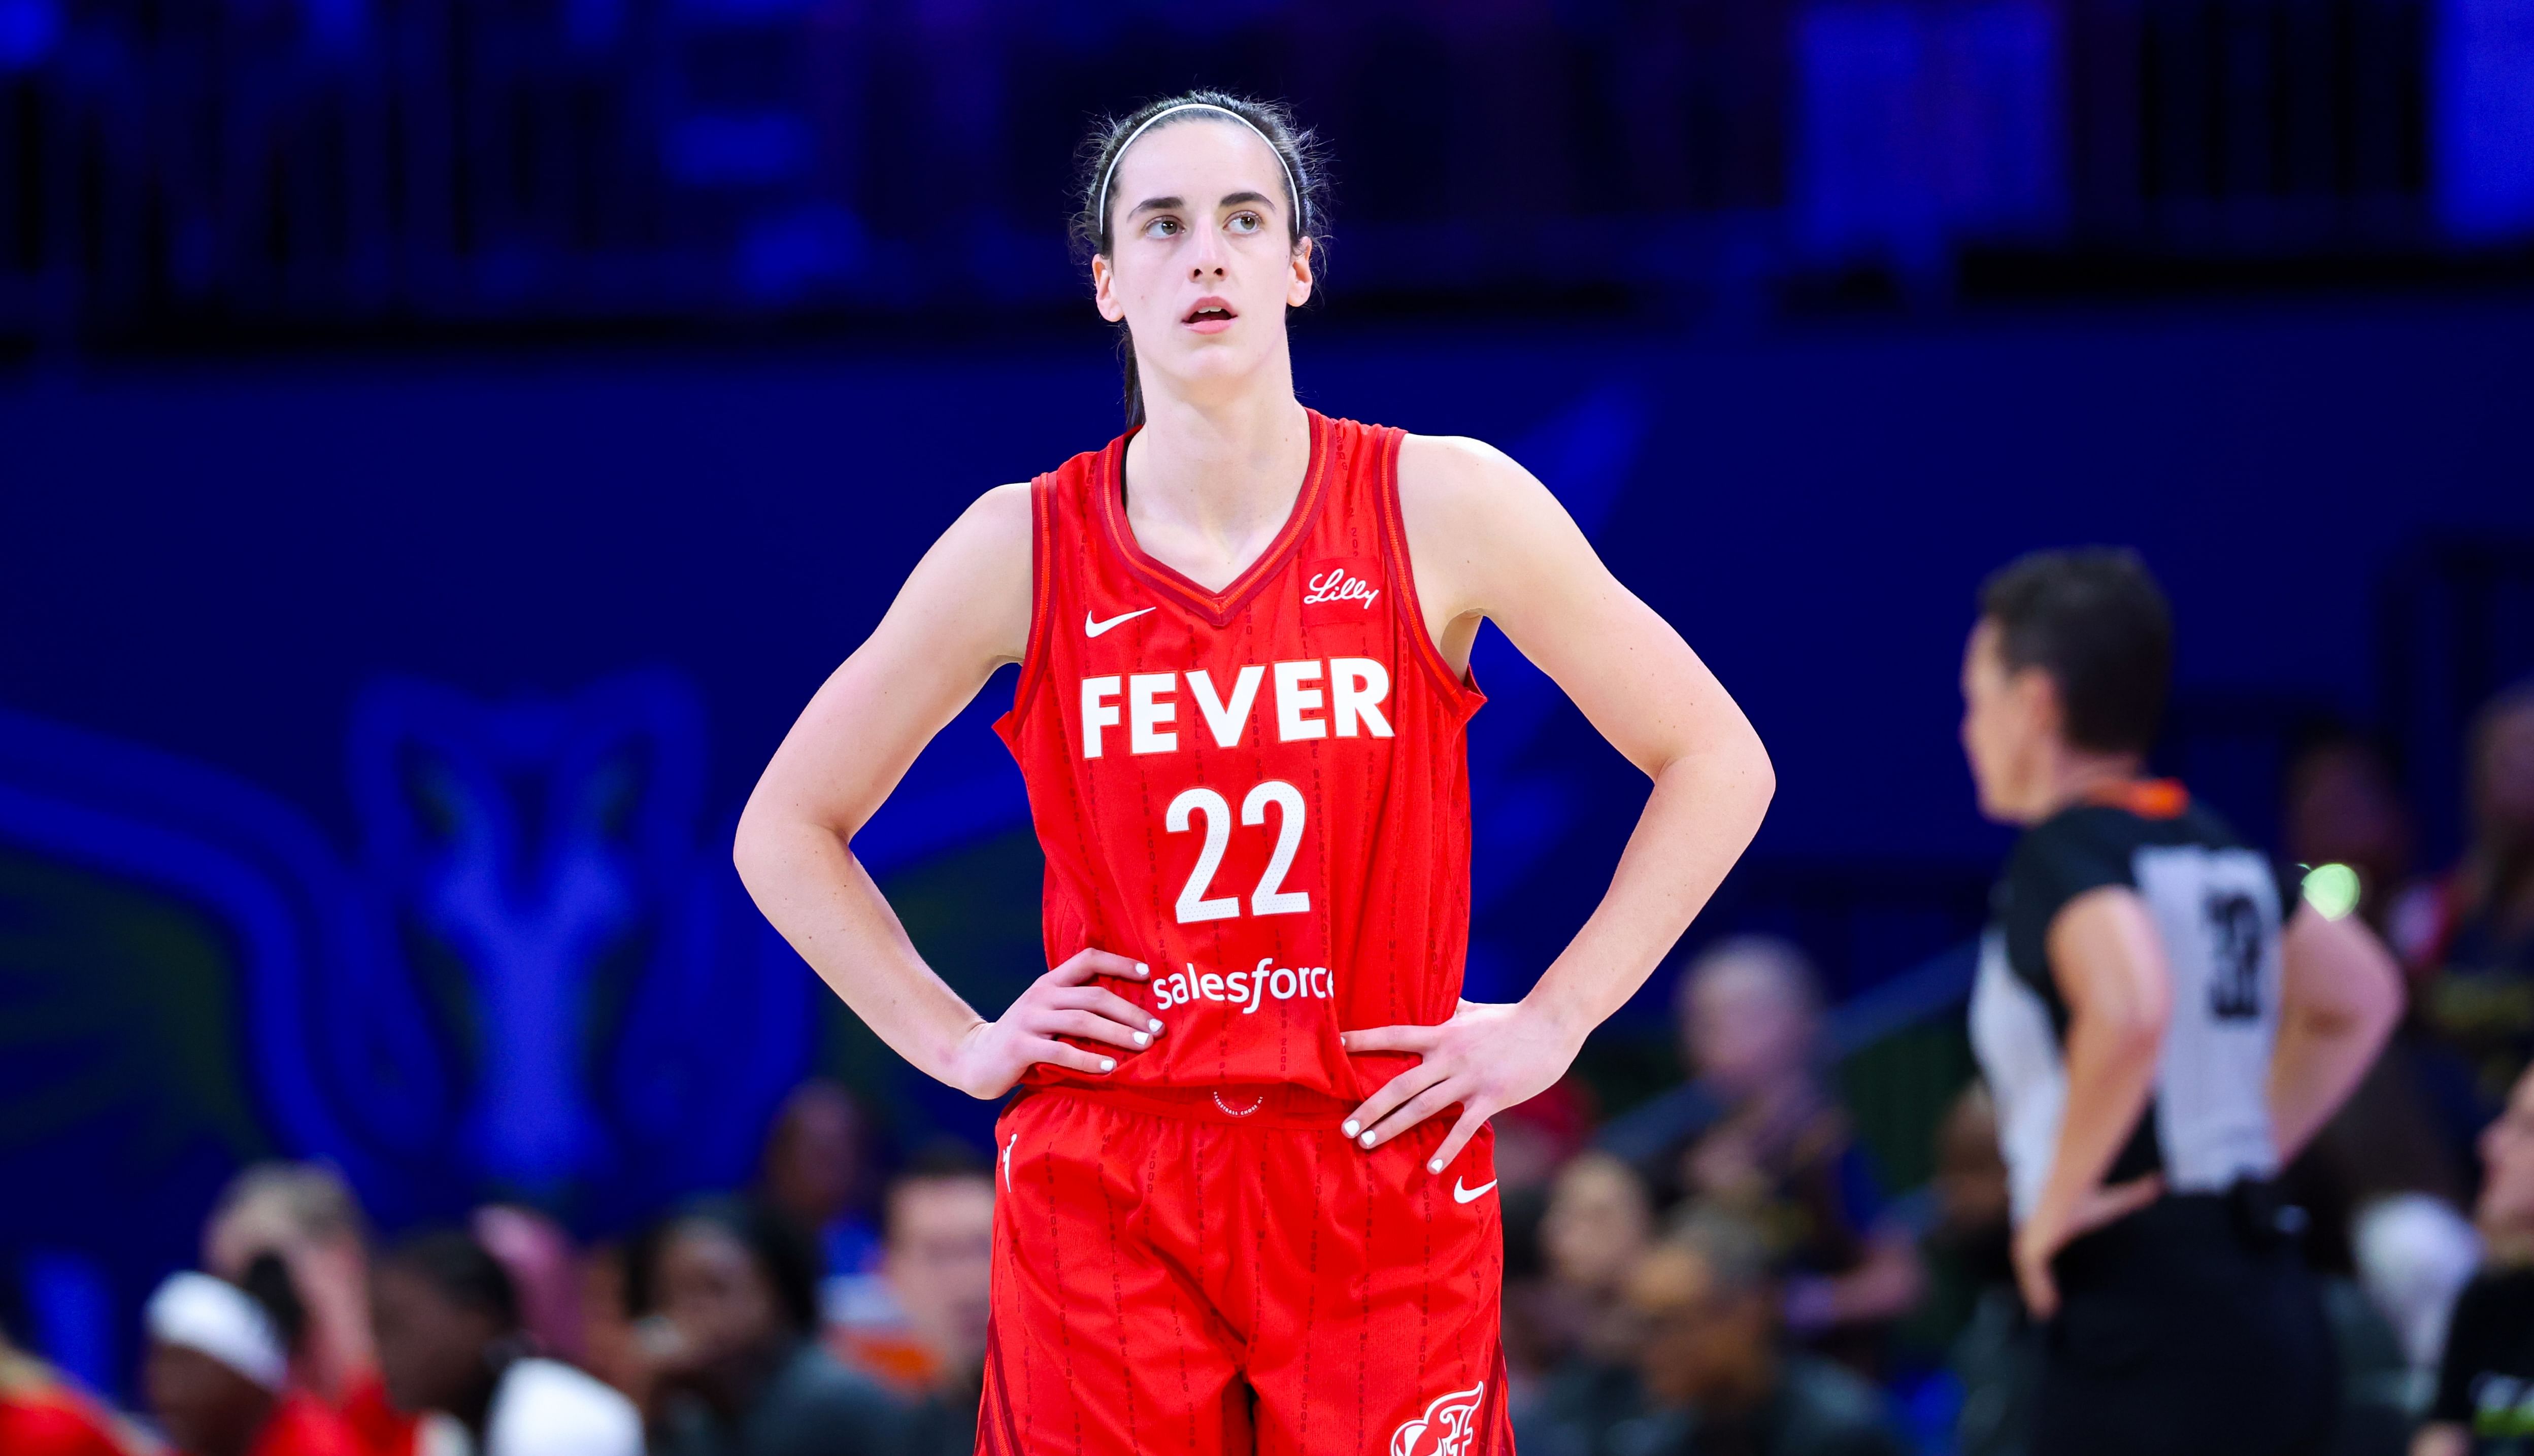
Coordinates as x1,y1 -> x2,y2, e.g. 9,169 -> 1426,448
733,485 -> 1159,1099
2270,901 -> 2402,1162
2014,887 -> 2174,1317
1340,434 -> 1775,1172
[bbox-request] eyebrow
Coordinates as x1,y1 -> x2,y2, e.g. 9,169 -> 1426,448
1127,190 -> 1284,219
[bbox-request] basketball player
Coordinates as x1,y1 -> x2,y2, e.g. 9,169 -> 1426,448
733,91 -> 1773,1456
1959,549 -> 2404,1456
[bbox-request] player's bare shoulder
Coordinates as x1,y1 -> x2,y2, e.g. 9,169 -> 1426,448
886,479 -> 1038,672
1394,431 -> 1593,628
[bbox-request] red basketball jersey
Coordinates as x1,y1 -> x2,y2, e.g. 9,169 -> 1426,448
996,411 -> 1484,1102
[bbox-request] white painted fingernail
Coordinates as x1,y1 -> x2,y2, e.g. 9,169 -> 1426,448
1343,1120 -> 1360,1137
1133,1032 -> 1149,1046
1148,1019 -> 1163,1033
1428,1160 -> 1444,1174
1360,1132 -> 1377,1148
1135,962 -> 1149,977
1101,1058 -> 1116,1072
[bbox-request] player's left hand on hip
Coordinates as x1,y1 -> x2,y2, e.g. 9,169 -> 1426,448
1338,998 -> 1582,1175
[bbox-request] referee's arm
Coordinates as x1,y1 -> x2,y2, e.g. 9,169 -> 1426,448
2269,901 -> 2403,1163
2012,887 -> 2175,1318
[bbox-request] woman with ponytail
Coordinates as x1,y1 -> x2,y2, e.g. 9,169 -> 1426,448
736,89 -> 1773,1456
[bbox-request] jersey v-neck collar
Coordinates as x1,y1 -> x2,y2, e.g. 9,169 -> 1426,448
1095,408 -> 1329,629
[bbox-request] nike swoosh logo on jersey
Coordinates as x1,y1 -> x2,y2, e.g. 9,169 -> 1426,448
1453,1178 -> 1496,1205
1085,607 -> 1156,637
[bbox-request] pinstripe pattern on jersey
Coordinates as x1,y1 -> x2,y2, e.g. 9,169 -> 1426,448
983,1089 -> 1511,1456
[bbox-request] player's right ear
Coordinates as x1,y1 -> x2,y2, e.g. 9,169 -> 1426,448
1092,254 -> 1125,323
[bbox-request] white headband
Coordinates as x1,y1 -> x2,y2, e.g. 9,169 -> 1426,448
146,1272 -> 288,1392
1095,103 -> 1304,242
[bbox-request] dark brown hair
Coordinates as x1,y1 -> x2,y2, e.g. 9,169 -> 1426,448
1979,547 -> 2174,755
1073,91 -> 1329,428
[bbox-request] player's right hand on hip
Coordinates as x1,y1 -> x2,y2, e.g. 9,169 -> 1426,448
944,949 -> 1162,1099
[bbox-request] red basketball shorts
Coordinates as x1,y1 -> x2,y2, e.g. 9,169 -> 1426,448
978,1083 -> 1513,1456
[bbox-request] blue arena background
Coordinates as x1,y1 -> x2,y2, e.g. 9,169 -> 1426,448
6,295 -> 2534,1394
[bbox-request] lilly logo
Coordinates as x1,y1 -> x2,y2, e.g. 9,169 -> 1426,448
1302,566 -> 1380,609
1389,1383 -> 1486,1456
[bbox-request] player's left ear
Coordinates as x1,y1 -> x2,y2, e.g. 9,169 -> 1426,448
1286,236 -> 1315,309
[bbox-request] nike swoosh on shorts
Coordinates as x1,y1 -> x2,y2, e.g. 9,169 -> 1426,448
1453,1178 -> 1496,1204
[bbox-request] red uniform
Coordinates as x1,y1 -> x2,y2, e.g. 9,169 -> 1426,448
984,412 -> 1510,1456
246,1393 -> 364,1456
0,1357 -> 137,1456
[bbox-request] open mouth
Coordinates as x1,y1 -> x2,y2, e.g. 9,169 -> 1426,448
1183,299 -> 1238,325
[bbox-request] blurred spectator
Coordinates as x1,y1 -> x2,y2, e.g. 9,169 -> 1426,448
1497,1079 -> 1607,1403
203,1165 -> 412,1456
831,1147 -> 993,1391
760,1082 -> 884,1289
2417,684 -> 2534,1106
470,1209 -> 587,1369
144,1259 -> 359,1456
626,1198 -> 907,1456
2285,732 -> 2419,937
1916,1086 -> 2034,1456
1510,1150 -> 1659,1441
1597,937 -> 1923,1363
1493,1078 -> 1601,1198
2315,1192 -> 2475,1456
1527,1210 -> 1906,1456
371,1230 -> 640,1456
573,1251 -> 650,1418
827,1146 -> 995,1456
2415,1061 -> 2534,1456
2278,731 -> 2486,1308
1535,1152 -> 1658,1367
1,1264 -> 148,1456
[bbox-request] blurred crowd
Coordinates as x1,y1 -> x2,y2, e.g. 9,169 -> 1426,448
0,1087 -> 991,1456
3,681 -> 2530,1456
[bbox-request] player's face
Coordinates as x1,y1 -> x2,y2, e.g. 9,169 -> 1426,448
1959,619 -> 2049,825
1093,120 -> 1313,403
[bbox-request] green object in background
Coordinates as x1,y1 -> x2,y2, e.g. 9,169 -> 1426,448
1836,1011 -> 1976,1198
0,847 -> 272,1171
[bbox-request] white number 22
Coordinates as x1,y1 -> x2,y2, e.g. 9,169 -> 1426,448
1164,780 -> 1310,923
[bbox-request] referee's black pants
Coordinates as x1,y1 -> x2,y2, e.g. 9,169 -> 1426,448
2032,1189 -> 2337,1456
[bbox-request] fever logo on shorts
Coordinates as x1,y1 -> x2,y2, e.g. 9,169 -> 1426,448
1389,1383 -> 1486,1456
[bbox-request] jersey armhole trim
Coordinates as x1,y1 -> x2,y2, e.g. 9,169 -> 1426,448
1377,427 -> 1486,718
1003,473 -> 1057,729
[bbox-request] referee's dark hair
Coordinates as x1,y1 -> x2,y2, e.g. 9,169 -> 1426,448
1980,548 -> 2174,755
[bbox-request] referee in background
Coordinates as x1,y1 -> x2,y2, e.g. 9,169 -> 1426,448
1958,548 -> 2405,1456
